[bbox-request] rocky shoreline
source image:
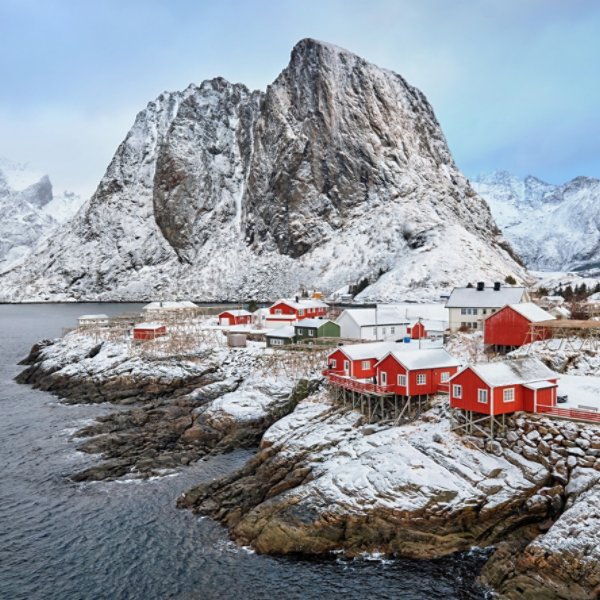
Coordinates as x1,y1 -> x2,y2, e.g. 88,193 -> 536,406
16,331 -> 600,599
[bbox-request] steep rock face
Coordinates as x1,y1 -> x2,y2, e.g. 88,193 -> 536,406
473,170 -> 600,271
0,39 -> 526,302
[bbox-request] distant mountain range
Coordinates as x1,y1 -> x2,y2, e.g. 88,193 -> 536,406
472,171 -> 600,272
0,160 -> 83,273
0,39 -> 525,302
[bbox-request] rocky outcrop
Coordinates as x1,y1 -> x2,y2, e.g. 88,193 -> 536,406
179,398 -> 553,558
16,331 -> 316,481
0,39 -> 526,302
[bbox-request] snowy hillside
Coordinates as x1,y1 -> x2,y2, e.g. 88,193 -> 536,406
0,39 -> 526,302
0,164 -> 83,272
472,170 -> 600,271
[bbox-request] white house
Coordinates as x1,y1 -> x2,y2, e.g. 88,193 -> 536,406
78,314 -> 109,328
336,307 -> 410,341
445,282 -> 529,331
142,300 -> 199,313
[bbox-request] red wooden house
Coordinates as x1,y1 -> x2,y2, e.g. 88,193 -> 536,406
266,298 -> 328,326
449,357 -> 558,416
375,349 -> 460,397
407,320 -> 427,340
326,342 -> 398,379
483,303 -> 555,350
133,322 -> 167,341
218,309 -> 252,326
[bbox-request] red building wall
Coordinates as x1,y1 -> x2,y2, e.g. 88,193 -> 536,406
269,302 -> 298,317
134,326 -> 167,341
218,312 -> 251,325
484,306 -> 551,347
269,301 -> 327,320
409,322 -> 427,340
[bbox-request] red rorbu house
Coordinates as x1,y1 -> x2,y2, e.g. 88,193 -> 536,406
326,342 -> 398,380
483,303 -> 555,352
449,357 -> 558,431
407,320 -> 426,340
375,348 -> 461,398
218,309 -> 252,326
133,322 -> 167,341
265,298 -> 329,328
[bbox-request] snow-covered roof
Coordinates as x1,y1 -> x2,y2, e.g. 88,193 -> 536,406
523,380 -> 557,390
455,357 -> 557,387
272,298 -> 328,310
78,314 -> 109,320
218,309 -> 252,316
337,307 -> 409,327
142,301 -> 198,311
409,319 -> 447,331
445,287 -> 526,308
381,348 -> 460,370
331,341 -> 399,361
505,303 -> 555,323
266,325 -> 296,338
134,322 -> 165,330
294,318 -> 336,328
266,314 -> 297,320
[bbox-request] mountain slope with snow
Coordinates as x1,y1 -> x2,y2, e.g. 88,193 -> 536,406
0,166 -> 82,272
0,39 -> 526,302
472,170 -> 600,271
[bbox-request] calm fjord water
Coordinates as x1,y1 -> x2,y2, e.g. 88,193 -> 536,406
0,304 -> 488,600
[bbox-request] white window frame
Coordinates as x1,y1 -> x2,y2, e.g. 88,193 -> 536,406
380,371 -> 387,385
452,384 -> 462,398
275,309 -> 282,315
390,327 -> 395,334
308,329 -> 315,337
298,309 -> 304,316
503,387 -> 515,403
372,327 -> 377,336
344,360 -> 350,374
297,328 -> 303,335
330,359 -> 337,368
417,373 -> 426,386
478,388 -> 489,404
361,360 -> 370,370
441,372 -> 450,383
271,338 -> 283,346
398,374 -> 407,387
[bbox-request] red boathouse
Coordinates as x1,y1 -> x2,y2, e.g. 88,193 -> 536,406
133,322 -> 167,341
218,309 -> 252,326
483,303 -> 555,351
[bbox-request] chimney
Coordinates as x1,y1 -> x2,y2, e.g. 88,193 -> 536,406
295,295 -> 299,303
493,282 -> 501,291
476,281 -> 485,291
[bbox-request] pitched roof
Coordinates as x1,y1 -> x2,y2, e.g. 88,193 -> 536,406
134,322 -> 166,329
272,298 -> 329,310
445,287 -> 526,308
454,357 -> 557,387
381,348 -> 461,370
294,318 -> 336,329
337,307 -> 409,327
219,309 -> 252,317
500,303 -> 555,323
330,341 -> 399,361
266,325 -> 296,338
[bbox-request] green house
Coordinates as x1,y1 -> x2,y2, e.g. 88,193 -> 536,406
294,319 -> 340,341
265,325 -> 296,348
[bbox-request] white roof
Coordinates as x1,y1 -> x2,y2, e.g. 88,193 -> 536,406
294,319 -> 336,328
445,287 -> 526,308
272,298 -> 328,310
134,322 -> 165,330
142,301 -> 198,311
266,325 -> 296,338
455,357 -> 557,387
523,380 -> 557,390
330,341 -> 399,361
381,348 -> 460,370
505,303 -> 555,323
337,307 -> 409,327
219,309 -> 252,317
266,314 -> 297,320
409,319 -> 447,331
78,314 -> 109,320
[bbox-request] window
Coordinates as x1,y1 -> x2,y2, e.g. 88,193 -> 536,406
478,389 -> 489,404
344,360 -> 350,373
398,374 -> 407,387
308,329 -> 315,337
382,327 -> 386,335
441,372 -> 450,382
417,374 -> 426,385
503,388 -> 515,402
452,384 -> 462,398
271,338 -> 283,346
362,361 -> 370,370
297,328 -> 303,335
482,309 -> 487,315
390,327 -> 395,334
461,308 -> 467,315
380,371 -> 387,385
330,359 -> 337,369
298,309 -> 304,316
275,309 -> 282,315
373,327 -> 377,336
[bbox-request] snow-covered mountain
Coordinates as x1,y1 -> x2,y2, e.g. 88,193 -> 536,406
472,170 -> 600,271
0,165 -> 83,272
0,39 -> 526,302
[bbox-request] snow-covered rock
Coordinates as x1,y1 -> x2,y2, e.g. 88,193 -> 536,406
473,170 -> 600,271
0,164 -> 82,272
0,39 -> 525,302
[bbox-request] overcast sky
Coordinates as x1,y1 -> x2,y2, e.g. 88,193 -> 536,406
1,0 -> 598,197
